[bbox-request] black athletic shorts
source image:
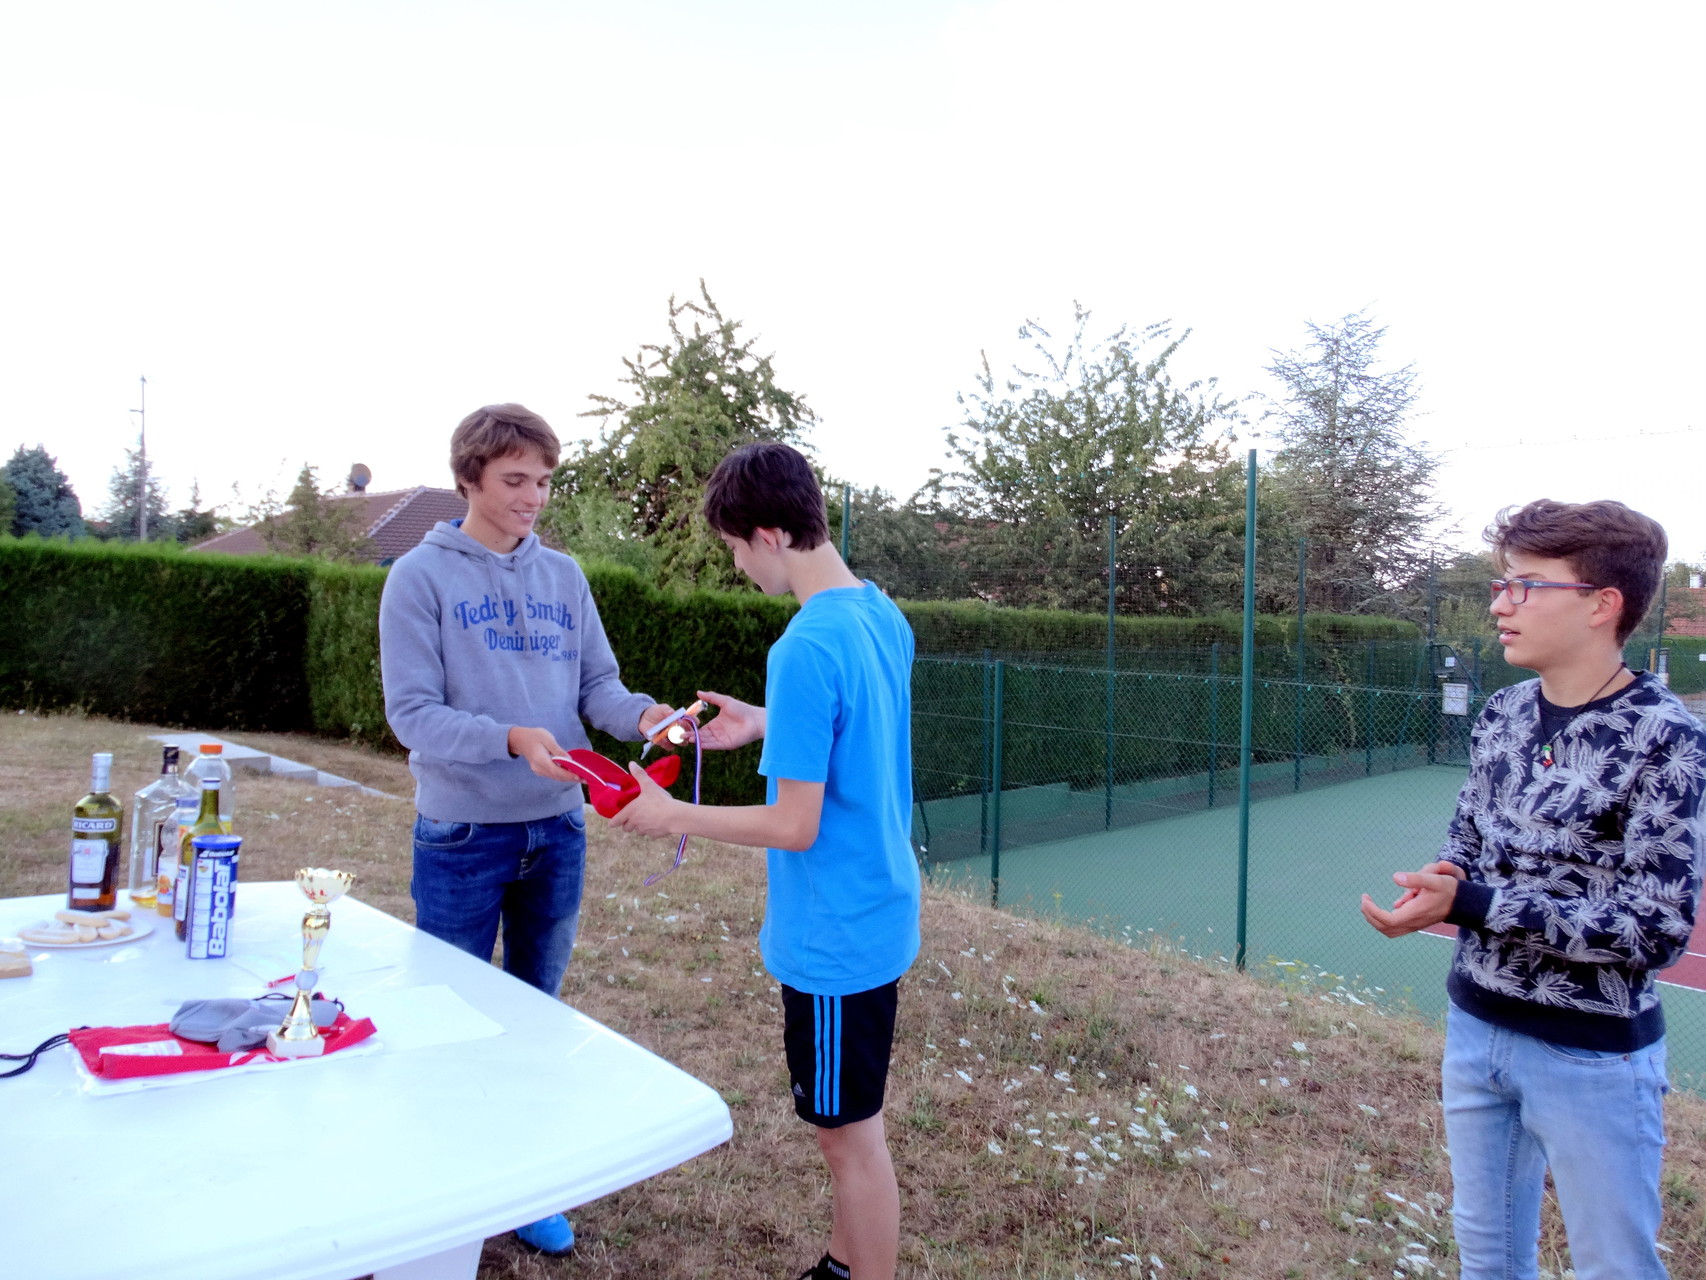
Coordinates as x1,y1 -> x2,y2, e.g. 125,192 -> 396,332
780,980 -> 899,1128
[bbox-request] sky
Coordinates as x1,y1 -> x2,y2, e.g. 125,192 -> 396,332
3,0 -> 1702,560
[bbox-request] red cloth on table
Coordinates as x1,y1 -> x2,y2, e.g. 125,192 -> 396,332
68,1013 -> 378,1079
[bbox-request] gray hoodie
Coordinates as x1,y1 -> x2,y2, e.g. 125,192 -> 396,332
379,520 -> 653,823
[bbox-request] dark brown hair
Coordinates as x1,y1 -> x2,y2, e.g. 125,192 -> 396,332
702,442 -> 828,550
1486,499 -> 1668,643
449,404 -> 560,497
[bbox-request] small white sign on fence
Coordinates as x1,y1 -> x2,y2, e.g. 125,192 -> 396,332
1441,682 -> 1471,716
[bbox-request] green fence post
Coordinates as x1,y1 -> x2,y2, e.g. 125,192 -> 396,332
1105,513 -> 1116,830
1294,537 -> 1306,792
980,652 -> 992,858
839,484 -> 851,561
1365,639 -> 1376,776
991,659 -> 1005,910
1237,449 -> 1256,972
1208,640 -> 1221,808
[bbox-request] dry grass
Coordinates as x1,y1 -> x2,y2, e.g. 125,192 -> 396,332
6,710 -> 1706,1279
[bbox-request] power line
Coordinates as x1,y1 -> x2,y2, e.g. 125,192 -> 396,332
1435,424 -> 1701,453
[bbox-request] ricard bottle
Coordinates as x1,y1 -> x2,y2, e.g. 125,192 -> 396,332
128,745 -> 193,909
70,752 -> 124,912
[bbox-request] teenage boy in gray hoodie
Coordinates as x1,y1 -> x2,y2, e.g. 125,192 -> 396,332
378,403 -> 676,1257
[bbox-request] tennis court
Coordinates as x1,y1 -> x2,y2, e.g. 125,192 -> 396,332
926,764 -> 1706,1089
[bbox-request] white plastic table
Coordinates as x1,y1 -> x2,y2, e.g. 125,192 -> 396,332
0,883 -> 733,1280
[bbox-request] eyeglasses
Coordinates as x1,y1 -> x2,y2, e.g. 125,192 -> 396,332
1489,578 -> 1600,605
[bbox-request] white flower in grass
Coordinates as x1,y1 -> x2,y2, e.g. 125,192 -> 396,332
955,1069 -> 973,1084
987,1139 -> 1003,1155
1292,1041 -> 1308,1053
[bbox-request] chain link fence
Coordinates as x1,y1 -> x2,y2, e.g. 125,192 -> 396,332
843,490 -> 1706,1089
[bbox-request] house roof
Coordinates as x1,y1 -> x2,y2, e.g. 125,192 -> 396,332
191,486 -> 466,563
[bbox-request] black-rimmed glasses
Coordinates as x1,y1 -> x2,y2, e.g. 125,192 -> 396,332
1489,578 -> 1599,605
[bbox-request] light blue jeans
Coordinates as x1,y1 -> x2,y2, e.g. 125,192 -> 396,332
410,809 -> 587,996
1442,1002 -> 1670,1280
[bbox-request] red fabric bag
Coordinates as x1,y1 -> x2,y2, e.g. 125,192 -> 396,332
552,750 -> 680,819
68,1013 -> 378,1080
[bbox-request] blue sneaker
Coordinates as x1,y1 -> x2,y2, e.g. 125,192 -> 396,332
515,1213 -> 575,1256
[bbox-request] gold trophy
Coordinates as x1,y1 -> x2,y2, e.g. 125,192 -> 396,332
267,868 -> 356,1058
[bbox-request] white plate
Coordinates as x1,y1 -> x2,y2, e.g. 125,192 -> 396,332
14,912 -> 157,949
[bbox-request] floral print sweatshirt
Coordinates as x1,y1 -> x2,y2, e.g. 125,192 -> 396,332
1441,672 -> 1706,1050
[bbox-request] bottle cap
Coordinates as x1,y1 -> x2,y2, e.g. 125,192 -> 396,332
199,743 -> 223,754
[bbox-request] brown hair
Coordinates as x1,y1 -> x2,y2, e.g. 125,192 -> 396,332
448,404 -> 560,497
1485,499 -> 1668,643
702,442 -> 828,550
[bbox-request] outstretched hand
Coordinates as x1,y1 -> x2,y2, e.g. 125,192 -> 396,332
694,689 -> 766,751
1360,861 -> 1464,938
609,761 -> 684,838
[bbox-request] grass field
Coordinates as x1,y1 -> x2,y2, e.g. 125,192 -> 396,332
6,711 -> 1706,1278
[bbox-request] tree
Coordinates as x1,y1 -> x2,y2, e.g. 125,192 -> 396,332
3,445 -> 85,539
171,481 -> 221,546
830,485 -> 975,602
1263,311 -> 1447,616
0,475 -> 15,538
926,307 -> 1247,613
550,281 -> 816,589
255,465 -> 374,561
97,444 -> 174,542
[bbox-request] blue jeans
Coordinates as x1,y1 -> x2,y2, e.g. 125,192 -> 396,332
410,809 -> 587,996
1442,1002 -> 1670,1280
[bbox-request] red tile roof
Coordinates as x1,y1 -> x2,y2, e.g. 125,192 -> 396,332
191,487 -> 466,563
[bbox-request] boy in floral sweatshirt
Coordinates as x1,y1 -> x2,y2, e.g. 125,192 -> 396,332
1363,499 -> 1705,1280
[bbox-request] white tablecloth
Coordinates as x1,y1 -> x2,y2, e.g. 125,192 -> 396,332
0,883 -> 732,1280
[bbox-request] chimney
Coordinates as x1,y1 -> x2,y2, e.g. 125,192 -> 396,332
348,463 -> 372,494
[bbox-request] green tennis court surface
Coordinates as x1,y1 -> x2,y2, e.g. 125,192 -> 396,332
926,764 -> 1706,1090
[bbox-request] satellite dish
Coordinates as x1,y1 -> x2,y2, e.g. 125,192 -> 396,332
349,463 -> 372,492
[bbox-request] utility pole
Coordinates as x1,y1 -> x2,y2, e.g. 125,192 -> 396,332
130,376 -> 148,541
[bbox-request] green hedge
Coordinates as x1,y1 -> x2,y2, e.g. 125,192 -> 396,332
901,601 -> 1417,657
0,538 -> 313,731
0,538 -> 1474,811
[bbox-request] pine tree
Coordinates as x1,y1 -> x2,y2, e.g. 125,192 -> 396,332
1263,311 -> 1446,615
98,444 -> 174,541
3,445 -> 86,539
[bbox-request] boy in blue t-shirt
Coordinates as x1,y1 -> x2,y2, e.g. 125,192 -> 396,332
612,442 -> 920,1280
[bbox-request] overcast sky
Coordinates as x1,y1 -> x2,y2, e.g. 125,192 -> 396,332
3,0 -> 1701,560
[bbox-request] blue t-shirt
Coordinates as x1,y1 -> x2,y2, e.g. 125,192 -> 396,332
756,582 -> 920,995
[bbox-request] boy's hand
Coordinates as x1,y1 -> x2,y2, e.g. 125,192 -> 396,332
1361,867 -> 1461,938
1389,860 -> 1465,910
508,726 -> 578,781
609,762 -> 682,838
695,690 -> 766,750
637,703 -> 678,739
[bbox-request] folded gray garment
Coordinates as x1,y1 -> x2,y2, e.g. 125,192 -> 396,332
170,996 -> 339,1053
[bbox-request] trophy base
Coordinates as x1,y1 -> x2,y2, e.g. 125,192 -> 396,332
266,1030 -> 326,1058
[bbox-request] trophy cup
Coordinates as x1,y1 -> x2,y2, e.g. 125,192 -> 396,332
267,868 -> 356,1058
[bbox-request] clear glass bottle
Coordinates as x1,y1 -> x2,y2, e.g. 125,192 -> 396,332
184,743 -> 235,827
70,752 -> 124,912
128,745 -> 193,909
157,784 -> 200,918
